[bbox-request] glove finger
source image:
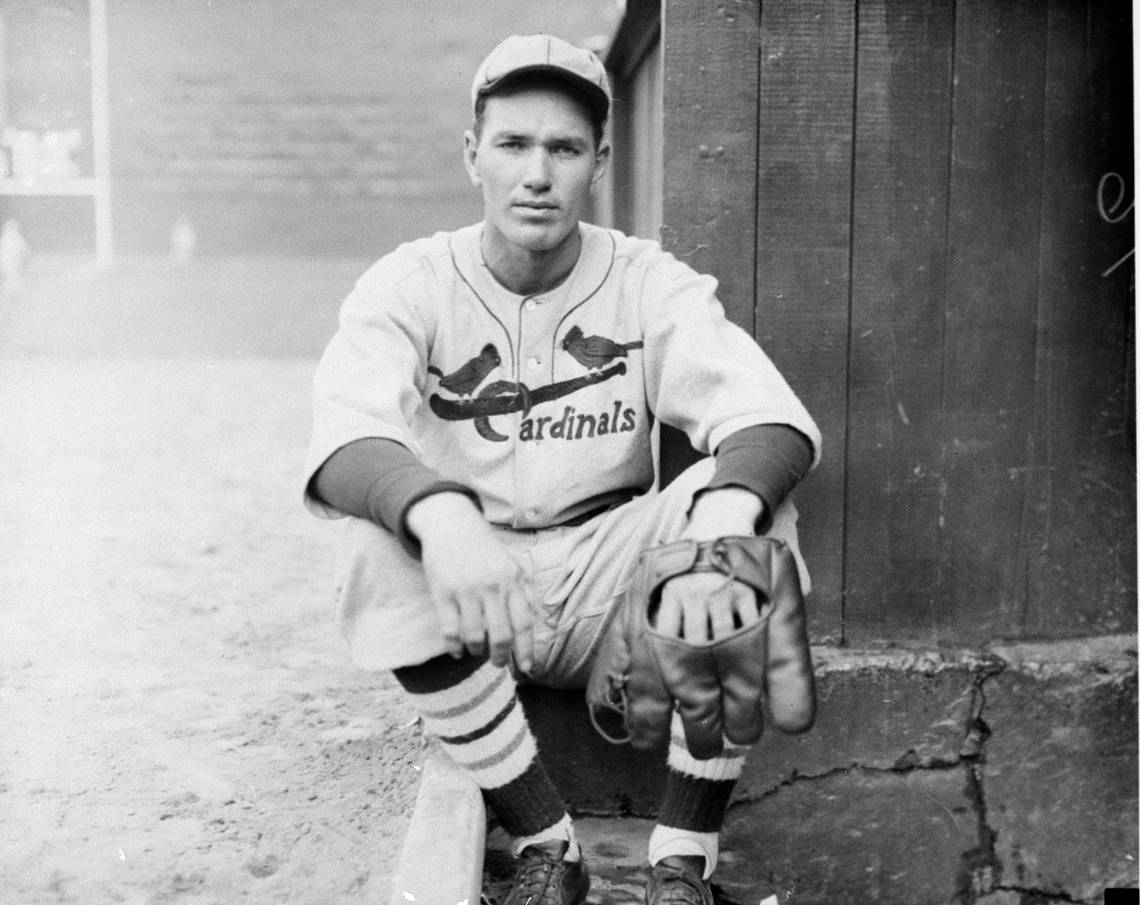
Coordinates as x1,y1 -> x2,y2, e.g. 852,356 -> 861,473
718,583 -> 766,744
766,634 -> 815,731
626,643 -> 674,751
765,548 -> 816,733
626,679 -> 673,750
718,638 -> 766,746
676,691 -> 724,759
661,644 -> 725,759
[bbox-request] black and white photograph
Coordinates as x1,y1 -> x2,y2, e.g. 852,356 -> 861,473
0,2 -> 1135,903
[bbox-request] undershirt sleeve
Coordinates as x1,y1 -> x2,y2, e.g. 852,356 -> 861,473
704,423 -> 815,533
311,424 -> 812,554
309,437 -> 482,558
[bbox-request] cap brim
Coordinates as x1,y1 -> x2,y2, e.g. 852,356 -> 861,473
477,65 -> 609,120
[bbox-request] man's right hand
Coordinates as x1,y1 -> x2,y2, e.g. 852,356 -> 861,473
405,492 -> 535,673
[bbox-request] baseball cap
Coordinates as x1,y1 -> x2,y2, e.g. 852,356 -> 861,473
471,34 -> 611,121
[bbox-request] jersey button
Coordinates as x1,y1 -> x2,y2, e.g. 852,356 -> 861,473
524,509 -> 538,521
525,299 -> 538,311
527,357 -> 541,370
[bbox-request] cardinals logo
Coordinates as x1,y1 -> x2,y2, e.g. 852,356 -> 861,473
561,326 -> 643,371
427,343 -> 501,397
429,326 -> 643,442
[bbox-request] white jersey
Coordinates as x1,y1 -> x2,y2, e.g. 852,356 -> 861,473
304,222 -> 820,529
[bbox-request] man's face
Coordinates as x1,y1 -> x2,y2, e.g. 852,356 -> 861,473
464,87 -> 608,260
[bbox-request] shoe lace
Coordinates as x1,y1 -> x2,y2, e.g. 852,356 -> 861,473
651,863 -> 714,905
508,848 -> 569,905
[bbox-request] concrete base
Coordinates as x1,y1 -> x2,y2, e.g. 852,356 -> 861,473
389,750 -> 485,905
519,636 -> 1138,905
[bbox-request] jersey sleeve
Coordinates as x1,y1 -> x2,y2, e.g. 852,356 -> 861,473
639,253 -> 822,465
304,258 -> 436,519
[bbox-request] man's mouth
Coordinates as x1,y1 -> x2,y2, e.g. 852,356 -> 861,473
515,202 -> 558,211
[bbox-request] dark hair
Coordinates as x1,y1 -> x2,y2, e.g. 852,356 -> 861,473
473,72 -> 606,148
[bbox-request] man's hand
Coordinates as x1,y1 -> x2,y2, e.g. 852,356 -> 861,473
405,492 -> 534,672
654,487 -> 765,640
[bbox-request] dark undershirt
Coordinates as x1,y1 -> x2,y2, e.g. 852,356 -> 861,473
310,424 -> 813,557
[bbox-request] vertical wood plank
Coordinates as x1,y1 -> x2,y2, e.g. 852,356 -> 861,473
940,0 -> 1049,641
660,0 -> 759,329
1023,0 -> 1135,636
843,0 -> 955,642
658,0 -> 761,486
755,0 -> 856,642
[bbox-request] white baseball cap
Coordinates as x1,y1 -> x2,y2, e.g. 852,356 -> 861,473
471,34 -> 611,121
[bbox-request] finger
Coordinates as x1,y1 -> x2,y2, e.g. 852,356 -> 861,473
435,595 -> 464,659
707,582 -> 735,640
507,584 -> 535,674
734,584 -> 761,628
681,594 -> 708,642
458,594 -> 486,658
483,593 -> 513,668
653,591 -> 682,637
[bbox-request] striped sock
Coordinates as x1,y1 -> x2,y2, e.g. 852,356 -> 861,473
649,711 -> 751,878
393,653 -> 573,850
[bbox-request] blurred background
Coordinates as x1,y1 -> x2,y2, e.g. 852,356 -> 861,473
0,5 -> 632,904
0,0 -> 621,355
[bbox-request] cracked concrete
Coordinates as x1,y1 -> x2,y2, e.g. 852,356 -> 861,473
522,636 -> 1138,904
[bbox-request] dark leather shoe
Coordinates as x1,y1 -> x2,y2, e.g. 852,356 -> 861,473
503,840 -> 590,905
646,855 -> 715,905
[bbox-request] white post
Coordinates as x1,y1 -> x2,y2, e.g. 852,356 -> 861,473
89,0 -> 112,269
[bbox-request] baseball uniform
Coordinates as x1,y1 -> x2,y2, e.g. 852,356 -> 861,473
304,220 -> 820,680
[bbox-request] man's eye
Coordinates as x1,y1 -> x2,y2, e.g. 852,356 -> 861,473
552,145 -> 581,157
499,140 -> 525,150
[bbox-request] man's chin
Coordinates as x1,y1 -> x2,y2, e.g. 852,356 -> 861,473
507,225 -> 574,255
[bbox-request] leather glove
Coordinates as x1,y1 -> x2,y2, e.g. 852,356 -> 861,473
586,535 -> 815,759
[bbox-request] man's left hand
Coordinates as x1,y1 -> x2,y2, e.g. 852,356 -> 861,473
653,487 -> 765,640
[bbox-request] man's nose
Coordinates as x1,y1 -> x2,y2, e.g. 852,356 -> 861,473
521,149 -> 552,190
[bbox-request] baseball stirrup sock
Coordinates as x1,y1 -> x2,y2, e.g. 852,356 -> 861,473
649,712 -> 751,879
392,653 -> 576,856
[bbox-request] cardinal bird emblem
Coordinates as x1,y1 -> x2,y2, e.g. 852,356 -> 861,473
561,325 -> 644,371
427,343 -> 501,398
429,329 -> 643,442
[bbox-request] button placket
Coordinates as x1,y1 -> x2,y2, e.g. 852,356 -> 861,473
516,292 -> 553,527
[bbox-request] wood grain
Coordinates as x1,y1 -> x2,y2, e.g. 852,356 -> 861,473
658,0 -> 762,487
755,0 -> 856,641
844,0 -> 955,641
939,0 -> 1049,640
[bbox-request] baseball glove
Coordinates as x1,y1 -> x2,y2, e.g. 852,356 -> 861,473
586,535 -> 815,760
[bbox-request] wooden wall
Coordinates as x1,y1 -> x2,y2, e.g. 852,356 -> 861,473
656,0 -> 1134,644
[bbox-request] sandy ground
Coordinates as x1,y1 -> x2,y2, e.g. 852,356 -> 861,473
0,259 -> 437,904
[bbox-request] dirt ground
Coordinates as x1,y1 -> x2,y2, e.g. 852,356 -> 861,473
0,257 -> 439,904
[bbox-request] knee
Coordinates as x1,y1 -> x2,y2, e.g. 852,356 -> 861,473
337,515 -> 432,604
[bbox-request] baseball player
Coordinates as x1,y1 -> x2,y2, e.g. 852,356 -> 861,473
305,34 -> 820,905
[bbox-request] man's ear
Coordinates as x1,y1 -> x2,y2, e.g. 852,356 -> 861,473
591,141 -> 611,191
463,130 -> 482,188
